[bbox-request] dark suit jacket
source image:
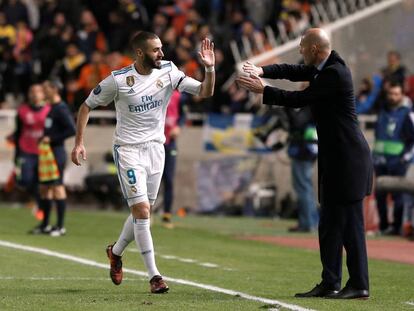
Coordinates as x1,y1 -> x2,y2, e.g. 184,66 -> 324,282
262,50 -> 373,203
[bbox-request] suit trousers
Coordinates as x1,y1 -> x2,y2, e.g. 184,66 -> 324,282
319,196 -> 369,290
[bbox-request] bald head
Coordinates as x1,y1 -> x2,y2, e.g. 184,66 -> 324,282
300,28 -> 331,66
303,28 -> 331,51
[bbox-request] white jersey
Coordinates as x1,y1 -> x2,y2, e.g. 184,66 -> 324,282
85,61 -> 201,145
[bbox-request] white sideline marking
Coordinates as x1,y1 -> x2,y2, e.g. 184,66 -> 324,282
0,240 -> 313,311
128,249 -> 231,270
406,301 -> 414,306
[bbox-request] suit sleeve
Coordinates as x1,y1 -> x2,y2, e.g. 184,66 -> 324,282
262,69 -> 338,108
262,64 -> 315,81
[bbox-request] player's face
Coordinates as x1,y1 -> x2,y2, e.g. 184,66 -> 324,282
142,38 -> 164,69
28,84 -> 45,106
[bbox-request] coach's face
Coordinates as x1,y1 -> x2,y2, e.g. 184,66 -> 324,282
142,38 -> 164,69
299,36 -> 317,66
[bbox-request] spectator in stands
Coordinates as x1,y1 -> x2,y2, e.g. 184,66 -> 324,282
36,80 -> 76,236
0,48 -> 14,106
35,12 -> 72,80
76,9 -> 107,60
77,50 -> 110,97
10,48 -> 32,98
373,81 -> 414,235
3,0 -> 29,26
158,0 -> 194,36
382,50 -> 407,87
58,43 -> 86,86
161,26 -> 178,61
0,12 -> 16,53
161,90 -> 184,227
286,102 -> 319,233
152,12 -> 169,38
12,20 -> 32,59
118,0 -> 149,30
105,51 -> 133,71
0,0 -> 316,112
244,0 -> 275,29
7,84 -> 50,233
356,75 -> 382,114
106,10 -> 129,52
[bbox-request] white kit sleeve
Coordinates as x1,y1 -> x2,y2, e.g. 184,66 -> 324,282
85,74 -> 117,109
169,62 -> 201,96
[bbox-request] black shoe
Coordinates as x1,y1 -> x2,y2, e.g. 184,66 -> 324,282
295,284 -> 339,298
325,286 -> 369,299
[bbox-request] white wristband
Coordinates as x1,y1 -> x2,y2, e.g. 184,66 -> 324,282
205,66 -> 215,72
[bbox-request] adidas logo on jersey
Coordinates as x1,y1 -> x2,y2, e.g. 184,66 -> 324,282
127,88 -> 135,94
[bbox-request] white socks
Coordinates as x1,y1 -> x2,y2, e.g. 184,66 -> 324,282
112,214 -> 161,279
112,214 -> 134,256
133,218 -> 160,279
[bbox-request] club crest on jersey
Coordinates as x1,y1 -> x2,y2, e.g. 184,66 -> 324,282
130,186 -> 137,193
126,76 -> 135,87
93,84 -> 101,95
156,79 -> 164,89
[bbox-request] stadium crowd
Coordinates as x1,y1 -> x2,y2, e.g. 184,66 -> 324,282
0,0 -> 316,114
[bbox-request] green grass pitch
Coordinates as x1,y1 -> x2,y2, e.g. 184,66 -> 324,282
0,205 -> 413,310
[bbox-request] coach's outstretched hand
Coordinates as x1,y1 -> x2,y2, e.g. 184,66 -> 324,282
236,73 -> 265,94
198,38 -> 215,68
71,144 -> 87,166
242,61 -> 264,77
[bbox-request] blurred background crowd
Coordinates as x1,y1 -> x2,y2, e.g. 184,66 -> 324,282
0,0 -> 320,115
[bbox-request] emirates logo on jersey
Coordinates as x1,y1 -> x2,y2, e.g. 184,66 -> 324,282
126,76 -> 135,87
156,79 -> 164,89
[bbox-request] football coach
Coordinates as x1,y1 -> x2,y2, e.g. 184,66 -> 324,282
237,28 -> 372,299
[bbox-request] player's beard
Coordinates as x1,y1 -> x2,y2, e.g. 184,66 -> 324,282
143,53 -> 162,70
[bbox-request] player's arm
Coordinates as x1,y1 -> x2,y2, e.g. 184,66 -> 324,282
71,103 -> 91,166
197,38 -> 215,98
71,75 -> 117,166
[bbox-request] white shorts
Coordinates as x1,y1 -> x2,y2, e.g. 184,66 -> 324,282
113,142 -> 165,207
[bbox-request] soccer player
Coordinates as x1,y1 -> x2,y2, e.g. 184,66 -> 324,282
71,31 -> 215,293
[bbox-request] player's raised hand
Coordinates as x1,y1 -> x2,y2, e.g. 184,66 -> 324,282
242,61 -> 263,78
198,38 -> 215,68
71,144 -> 87,166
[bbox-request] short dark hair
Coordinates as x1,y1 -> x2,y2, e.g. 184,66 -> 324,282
130,31 -> 159,51
43,80 -> 63,91
388,80 -> 403,89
